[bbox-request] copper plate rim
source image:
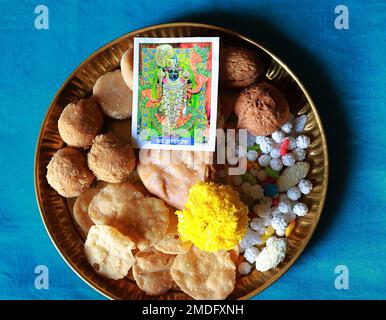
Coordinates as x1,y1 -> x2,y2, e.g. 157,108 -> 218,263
34,22 -> 329,300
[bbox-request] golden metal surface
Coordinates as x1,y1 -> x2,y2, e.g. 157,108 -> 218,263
34,22 -> 329,300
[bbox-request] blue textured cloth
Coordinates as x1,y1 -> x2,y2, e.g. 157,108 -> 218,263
0,0 -> 385,300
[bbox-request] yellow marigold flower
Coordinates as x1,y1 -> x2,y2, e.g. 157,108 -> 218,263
176,182 -> 249,252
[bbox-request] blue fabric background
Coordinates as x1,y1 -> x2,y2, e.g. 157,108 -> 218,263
0,0 -> 385,300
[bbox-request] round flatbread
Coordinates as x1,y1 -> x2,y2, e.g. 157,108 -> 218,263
88,182 -> 169,250
73,187 -> 99,235
171,246 -> 236,300
84,225 -> 135,280
133,248 -> 175,295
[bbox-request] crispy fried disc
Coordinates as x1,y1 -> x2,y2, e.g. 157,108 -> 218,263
88,182 -> 169,250
73,187 -> 99,235
133,248 -> 175,295
137,150 -> 212,209
171,246 -> 236,300
155,212 -> 192,255
116,197 -> 170,251
84,225 -> 135,280
88,182 -> 144,225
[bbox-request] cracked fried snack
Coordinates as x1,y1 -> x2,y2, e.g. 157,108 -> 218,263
171,246 -> 236,300
133,248 -> 176,295
155,211 -> 192,255
88,182 -> 170,251
84,225 -> 135,280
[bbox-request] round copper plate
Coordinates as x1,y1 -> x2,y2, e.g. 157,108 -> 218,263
34,22 -> 328,300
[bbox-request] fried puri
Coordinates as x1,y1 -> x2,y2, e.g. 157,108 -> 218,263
120,48 -> 134,90
88,182 -> 170,251
58,98 -> 103,148
137,150 -> 211,210
87,133 -> 136,183
46,147 -> 94,198
93,69 -> 133,119
133,248 -> 176,296
73,187 -> 99,235
84,225 -> 135,280
171,246 -> 236,300
155,211 -> 192,255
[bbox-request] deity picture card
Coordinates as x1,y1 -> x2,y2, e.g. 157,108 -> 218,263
131,37 -> 220,151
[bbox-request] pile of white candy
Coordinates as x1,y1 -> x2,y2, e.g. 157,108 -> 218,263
238,114 -> 314,275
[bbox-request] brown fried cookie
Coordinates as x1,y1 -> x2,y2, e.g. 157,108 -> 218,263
220,47 -> 264,88
133,248 -> 176,295
171,246 -> 236,300
58,98 -> 103,149
235,82 -> 289,136
46,147 -> 94,198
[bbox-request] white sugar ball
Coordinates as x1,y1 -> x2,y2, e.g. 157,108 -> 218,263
296,135 -> 310,149
258,154 -> 271,167
271,214 -> 288,236
257,170 -> 267,181
247,150 -> 259,161
282,153 -> 296,166
255,136 -> 265,144
293,202 -> 308,216
244,247 -> 260,263
287,137 -> 297,150
298,179 -> 313,194
247,132 -> 257,147
259,137 -> 275,154
238,261 -> 252,275
287,186 -> 301,201
270,146 -> 281,159
278,199 -> 291,213
272,130 -> 285,144
250,217 -> 266,234
270,158 -> 283,171
292,148 -> 306,161
281,121 -> 293,134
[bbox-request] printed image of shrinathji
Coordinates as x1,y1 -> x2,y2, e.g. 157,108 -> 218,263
138,42 -> 213,146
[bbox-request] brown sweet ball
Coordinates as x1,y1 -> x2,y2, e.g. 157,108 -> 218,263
120,47 -> 134,90
93,70 -> 133,119
46,147 -> 95,198
234,82 -> 290,136
220,47 -> 264,88
87,133 -> 136,183
58,98 -> 103,149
